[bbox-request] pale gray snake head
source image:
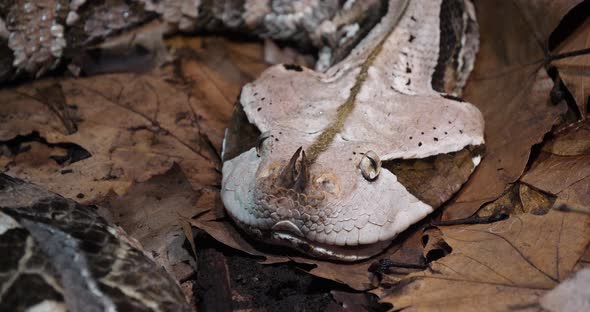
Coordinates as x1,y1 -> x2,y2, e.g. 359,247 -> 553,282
221,0 -> 484,261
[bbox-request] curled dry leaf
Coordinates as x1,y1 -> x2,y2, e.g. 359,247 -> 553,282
442,0 -> 580,220
379,210 -> 590,311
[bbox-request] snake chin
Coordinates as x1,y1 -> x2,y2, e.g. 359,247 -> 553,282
233,218 -> 392,262
235,166 -> 391,262
225,157 -> 392,261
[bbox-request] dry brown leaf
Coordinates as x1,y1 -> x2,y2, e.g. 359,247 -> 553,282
521,121 -> 590,214
442,0 -> 578,220
189,210 -> 268,259
553,12 -> 590,118
521,151 -> 590,213
477,183 -> 555,217
380,209 -> 590,311
421,227 -> 452,263
521,152 -> 590,194
521,118 -> 590,216
180,217 -> 198,263
100,164 -> 203,281
1,75 -> 219,201
513,1 -> 584,43
0,36 -> 267,203
542,119 -> 590,156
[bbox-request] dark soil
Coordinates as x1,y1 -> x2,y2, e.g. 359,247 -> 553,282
193,230 -> 389,312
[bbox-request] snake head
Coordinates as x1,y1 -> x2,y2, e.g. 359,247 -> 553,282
221,0 -> 483,261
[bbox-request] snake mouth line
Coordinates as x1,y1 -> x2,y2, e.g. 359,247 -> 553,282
268,230 -> 392,262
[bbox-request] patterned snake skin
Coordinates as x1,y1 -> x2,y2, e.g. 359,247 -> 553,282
0,174 -> 190,311
0,0 -> 385,82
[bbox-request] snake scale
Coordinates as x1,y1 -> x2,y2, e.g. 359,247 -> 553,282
0,0 -> 484,310
0,174 -> 190,311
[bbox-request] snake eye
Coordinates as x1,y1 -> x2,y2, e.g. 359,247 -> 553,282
256,131 -> 271,157
359,151 -> 381,181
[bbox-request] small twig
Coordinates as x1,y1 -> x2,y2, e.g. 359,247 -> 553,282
548,47 -> 590,62
554,204 -> 590,215
431,213 -> 509,227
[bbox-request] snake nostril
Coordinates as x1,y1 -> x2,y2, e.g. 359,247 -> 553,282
316,175 -> 338,194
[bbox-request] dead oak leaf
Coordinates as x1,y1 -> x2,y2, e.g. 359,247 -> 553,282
442,0 -> 582,220
379,209 -> 590,311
